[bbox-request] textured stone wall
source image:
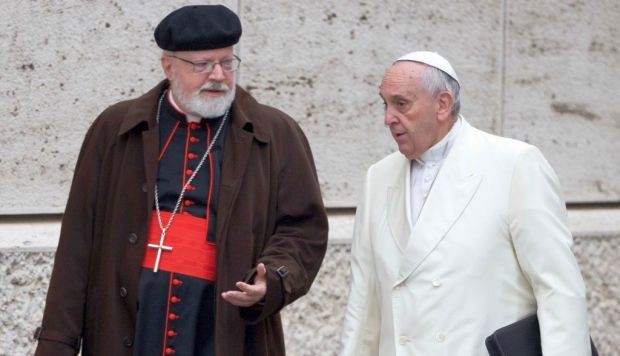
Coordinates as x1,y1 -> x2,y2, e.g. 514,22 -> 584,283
2,236 -> 618,356
1,0 -> 619,213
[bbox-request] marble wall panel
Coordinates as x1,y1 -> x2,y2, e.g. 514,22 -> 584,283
0,0 -> 236,214
235,0 -> 503,206
2,0 -> 617,210
503,0 -> 620,202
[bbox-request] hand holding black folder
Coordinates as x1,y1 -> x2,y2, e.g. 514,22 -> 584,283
485,314 -> 598,356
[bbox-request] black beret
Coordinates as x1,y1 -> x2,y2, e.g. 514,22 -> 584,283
154,5 -> 242,51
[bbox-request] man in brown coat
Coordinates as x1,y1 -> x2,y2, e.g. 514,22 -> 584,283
34,5 -> 328,356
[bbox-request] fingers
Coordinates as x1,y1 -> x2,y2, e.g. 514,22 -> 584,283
221,290 -> 260,307
221,282 -> 265,306
221,262 -> 268,307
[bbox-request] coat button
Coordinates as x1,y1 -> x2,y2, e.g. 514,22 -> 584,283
165,347 -> 176,354
141,183 -> 148,193
436,333 -> 446,343
432,279 -> 441,287
123,336 -> 133,347
120,287 -> 128,298
398,336 -> 409,345
128,233 -> 138,244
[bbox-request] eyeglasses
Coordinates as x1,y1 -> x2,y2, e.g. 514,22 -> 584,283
167,54 -> 241,73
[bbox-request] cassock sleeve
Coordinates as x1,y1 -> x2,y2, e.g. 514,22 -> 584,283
240,119 -> 328,323
508,145 -> 592,356
35,118 -> 103,355
339,166 -> 381,356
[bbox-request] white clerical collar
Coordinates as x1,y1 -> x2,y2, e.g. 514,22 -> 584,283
415,116 -> 462,164
167,90 -> 202,123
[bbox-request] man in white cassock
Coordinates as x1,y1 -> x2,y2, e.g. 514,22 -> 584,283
340,51 -> 592,356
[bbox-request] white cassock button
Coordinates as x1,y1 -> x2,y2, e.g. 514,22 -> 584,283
432,279 -> 441,287
436,333 -> 445,343
424,176 -> 431,182
399,336 -> 409,345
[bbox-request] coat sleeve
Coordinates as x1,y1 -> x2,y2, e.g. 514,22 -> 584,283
240,121 -> 328,323
35,120 -> 103,355
508,146 -> 592,356
339,167 -> 380,356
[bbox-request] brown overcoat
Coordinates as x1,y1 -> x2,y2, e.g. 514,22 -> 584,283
35,81 -> 328,356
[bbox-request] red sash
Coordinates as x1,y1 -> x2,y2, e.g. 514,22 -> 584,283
142,211 -> 216,281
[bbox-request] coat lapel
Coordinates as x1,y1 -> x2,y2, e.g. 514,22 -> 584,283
117,80 -> 168,213
386,157 -> 411,253
396,121 -> 483,285
215,123 -> 254,242
215,87 -> 270,245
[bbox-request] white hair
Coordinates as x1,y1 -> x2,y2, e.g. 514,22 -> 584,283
420,65 -> 461,117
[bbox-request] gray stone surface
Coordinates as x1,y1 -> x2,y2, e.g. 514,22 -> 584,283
574,235 -> 620,355
503,0 -> 620,202
0,0 -> 236,214
0,251 -> 53,356
239,0 -> 503,206
3,236 -> 618,355
1,1 -> 618,211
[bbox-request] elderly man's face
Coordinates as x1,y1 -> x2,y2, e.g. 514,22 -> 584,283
162,46 -> 236,118
379,62 -> 449,160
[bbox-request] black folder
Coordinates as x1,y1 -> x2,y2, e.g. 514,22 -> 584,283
485,314 -> 598,356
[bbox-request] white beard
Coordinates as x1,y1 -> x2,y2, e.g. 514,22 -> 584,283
170,75 -> 236,119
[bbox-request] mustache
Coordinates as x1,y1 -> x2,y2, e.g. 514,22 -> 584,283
201,82 -> 230,92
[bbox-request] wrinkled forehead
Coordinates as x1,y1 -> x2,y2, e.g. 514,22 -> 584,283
380,61 -> 427,95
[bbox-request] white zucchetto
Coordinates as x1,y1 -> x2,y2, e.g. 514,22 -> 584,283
395,51 -> 459,84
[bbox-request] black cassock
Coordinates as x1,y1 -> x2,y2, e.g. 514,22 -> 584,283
133,91 -> 228,356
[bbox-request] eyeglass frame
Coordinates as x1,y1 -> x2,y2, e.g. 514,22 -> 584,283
166,53 -> 241,74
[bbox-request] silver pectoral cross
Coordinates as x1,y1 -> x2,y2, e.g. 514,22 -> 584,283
148,233 -> 173,273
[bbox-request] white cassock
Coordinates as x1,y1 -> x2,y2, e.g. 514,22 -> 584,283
340,118 -> 592,356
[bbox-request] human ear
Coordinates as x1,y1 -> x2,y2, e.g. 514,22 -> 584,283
161,55 -> 174,81
436,91 -> 454,121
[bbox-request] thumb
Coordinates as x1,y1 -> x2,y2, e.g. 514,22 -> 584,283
254,263 -> 267,284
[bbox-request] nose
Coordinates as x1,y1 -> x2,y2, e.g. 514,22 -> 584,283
208,63 -> 226,81
384,109 -> 399,126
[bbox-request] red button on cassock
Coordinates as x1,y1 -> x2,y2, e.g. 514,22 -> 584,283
185,169 -> 193,176
187,153 -> 197,159
190,137 -> 199,143
172,279 -> 183,286
167,330 -> 177,337
183,200 -> 193,207
166,347 -> 175,354
171,296 -> 181,303
168,313 -> 178,320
